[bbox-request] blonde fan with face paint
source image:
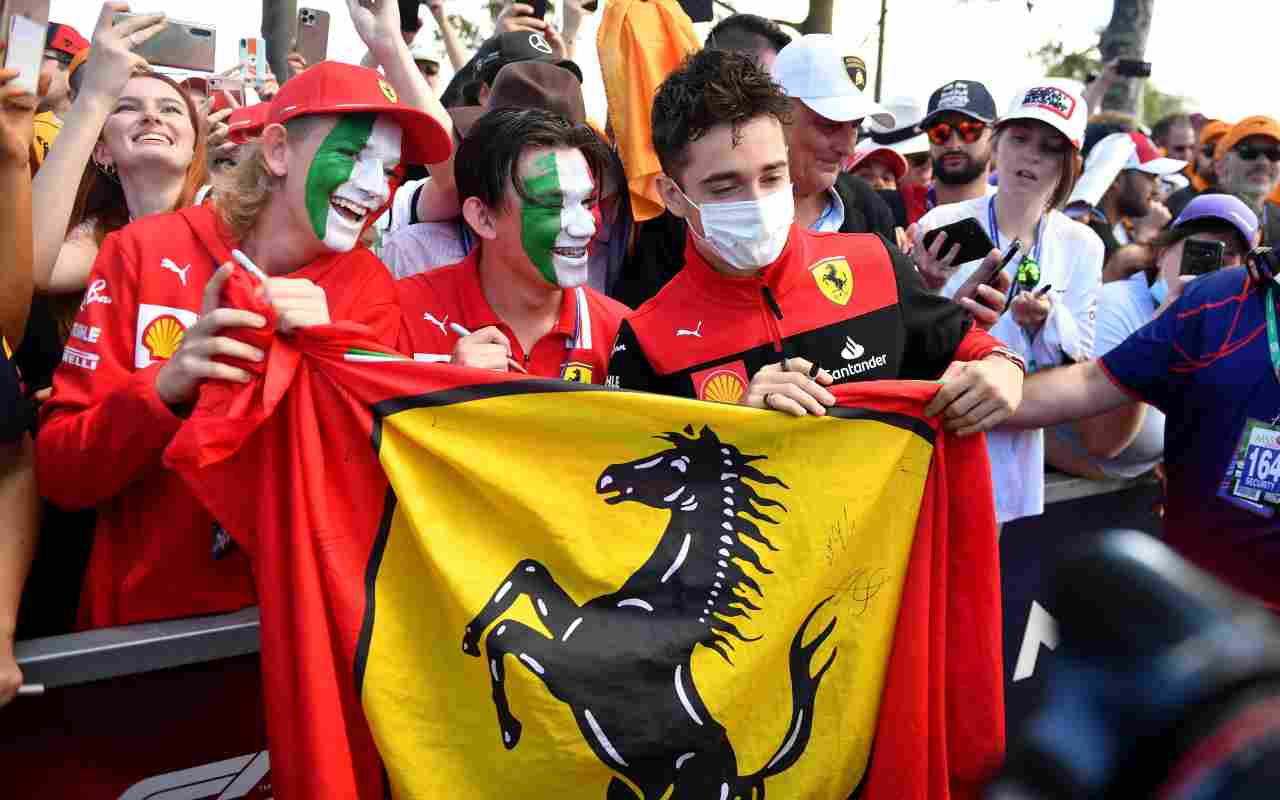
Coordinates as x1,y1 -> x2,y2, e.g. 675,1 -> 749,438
396,108 -> 631,383
35,60 -> 452,631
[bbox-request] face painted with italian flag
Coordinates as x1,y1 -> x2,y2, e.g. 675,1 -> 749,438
517,147 -> 597,288
304,113 -> 402,252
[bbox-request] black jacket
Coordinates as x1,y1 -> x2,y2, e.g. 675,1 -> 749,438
610,175 -> 899,310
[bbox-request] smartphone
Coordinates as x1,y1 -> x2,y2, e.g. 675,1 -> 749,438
239,36 -> 266,86
1181,238 -> 1225,276
2,2 -> 46,94
970,239 -> 1021,288
295,7 -> 329,66
113,14 -> 216,72
207,77 -> 244,113
922,217 -> 997,267
582,0 -> 599,9
528,0 -> 549,20
0,0 -> 47,50
1115,59 -> 1152,78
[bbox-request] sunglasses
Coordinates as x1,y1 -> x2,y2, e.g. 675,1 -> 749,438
926,119 -> 986,146
1234,143 -> 1280,163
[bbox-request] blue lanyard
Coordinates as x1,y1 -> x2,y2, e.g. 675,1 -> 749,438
988,199 -> 1045,264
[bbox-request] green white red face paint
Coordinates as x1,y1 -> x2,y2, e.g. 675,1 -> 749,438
518,148 -> 596,288
304,113 -> 402,252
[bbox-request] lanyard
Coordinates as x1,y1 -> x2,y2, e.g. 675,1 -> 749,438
1266,285 -> 1280,384
988,199 -> 1045,265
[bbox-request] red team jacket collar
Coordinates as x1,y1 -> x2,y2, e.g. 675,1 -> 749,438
456,248 -> 581,341
679,224 -> 811,307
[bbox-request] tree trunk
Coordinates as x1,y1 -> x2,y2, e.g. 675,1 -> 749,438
799,0 -> 836,34
262,0 -> 299,85
1097,0 -> 1155,119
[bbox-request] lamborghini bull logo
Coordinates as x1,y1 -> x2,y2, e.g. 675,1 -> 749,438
463,425 -> 837,799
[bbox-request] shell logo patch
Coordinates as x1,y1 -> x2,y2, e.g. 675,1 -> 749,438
379,78 -> 398,103
691,361 -> 749,404
135,304 -> 199,369
809,257 -> 853,306
561,361 -> 593,384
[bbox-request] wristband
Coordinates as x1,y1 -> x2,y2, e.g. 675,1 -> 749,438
984,346 -> 1027,374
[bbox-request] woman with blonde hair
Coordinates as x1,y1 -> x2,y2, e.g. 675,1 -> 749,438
911,80 -> 1105,528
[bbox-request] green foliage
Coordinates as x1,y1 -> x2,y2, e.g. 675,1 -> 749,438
1031,36 -> 1191,127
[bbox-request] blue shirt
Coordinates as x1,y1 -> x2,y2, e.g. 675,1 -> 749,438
1101,267 -> 1280,608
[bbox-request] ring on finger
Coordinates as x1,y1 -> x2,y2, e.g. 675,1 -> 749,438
763,393 -> 774,408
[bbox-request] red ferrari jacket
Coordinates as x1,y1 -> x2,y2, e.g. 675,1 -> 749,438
396,248 -> 631,384
36,205 -> 401,629
606,225 -> 1005,400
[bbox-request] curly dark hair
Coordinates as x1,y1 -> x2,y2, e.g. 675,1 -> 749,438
651,48 -> 791,183
455,107 -> 612,218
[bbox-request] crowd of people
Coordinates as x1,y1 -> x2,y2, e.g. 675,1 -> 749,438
1,0 -> 1277,740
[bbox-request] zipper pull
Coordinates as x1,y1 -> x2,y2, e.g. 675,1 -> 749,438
761,286 -> 784,320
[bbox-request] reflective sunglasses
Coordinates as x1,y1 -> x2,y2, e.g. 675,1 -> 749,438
1234,142 -> 1280,163
926,119 -> 987,146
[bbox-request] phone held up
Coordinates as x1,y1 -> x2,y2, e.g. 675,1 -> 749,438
1,0 -> 49,94
1181,238 -> 1225,277
295,7 -> 330,66
1115,59 -> 1152,78
922,217 -> 997,268
112,13 -> 216,73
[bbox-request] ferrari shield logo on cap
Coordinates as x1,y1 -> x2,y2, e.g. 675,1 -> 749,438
561,361 -> 593,384
810,257 -> 853,306
843,56 -> 867,92
379,78 -> 398,103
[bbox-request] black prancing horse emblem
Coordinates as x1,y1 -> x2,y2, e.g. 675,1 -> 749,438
462,425 -> 838,799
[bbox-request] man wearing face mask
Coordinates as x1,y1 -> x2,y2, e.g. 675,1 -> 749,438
396,108 -> 629,383
606,49 -> 1023,432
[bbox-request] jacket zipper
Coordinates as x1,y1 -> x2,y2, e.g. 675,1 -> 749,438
760,285 -> 788,365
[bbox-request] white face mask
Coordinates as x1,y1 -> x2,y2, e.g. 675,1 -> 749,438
679,184 -> 795,273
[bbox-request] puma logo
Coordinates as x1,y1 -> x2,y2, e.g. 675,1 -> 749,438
676,321 -> 703,338
160,258 -> 190,287
423,312 -> 449,336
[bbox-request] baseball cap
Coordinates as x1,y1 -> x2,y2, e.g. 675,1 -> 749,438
267,61 -> 452,165
850,142 -> 907,181
999,80 -> 1088,151
410,40 -> 439,67
227,103 -> 271,145
1214,116 -> 1280,161
474,32 -> 583,87
1172,193 -> 1259,245
922,79 -> 997,126
487,61 -> 587,125
1069,131 -> 1186,208
1199,119 -> 1231,150
771,35 -> 894,128
867,95 -> 929,156
45,23 -> 89,60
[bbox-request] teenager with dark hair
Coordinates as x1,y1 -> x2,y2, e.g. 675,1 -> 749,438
607,49 -> 1023,432
396,108 -> 628,382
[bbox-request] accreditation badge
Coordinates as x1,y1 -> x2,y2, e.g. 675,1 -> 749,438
1218,417 -> 1280,517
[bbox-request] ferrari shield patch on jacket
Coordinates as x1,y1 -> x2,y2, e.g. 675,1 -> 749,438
809,258 -> 854,306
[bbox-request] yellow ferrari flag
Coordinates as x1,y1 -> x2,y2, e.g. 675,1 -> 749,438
361,386 -> 930,798
167,323 -> 1005,799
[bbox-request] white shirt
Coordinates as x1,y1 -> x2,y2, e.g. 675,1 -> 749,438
812,187 -> 846,233
381,221 -> 470,280
918,194 -> 1105,523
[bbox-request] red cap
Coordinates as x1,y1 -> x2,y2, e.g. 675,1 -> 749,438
266,61 -> 451,165
228,103 -> 272,145
45,23 -> 89,58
